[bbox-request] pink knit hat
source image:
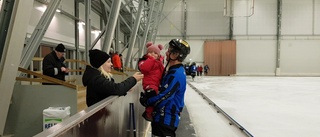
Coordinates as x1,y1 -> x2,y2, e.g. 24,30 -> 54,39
146,42 -> 164,55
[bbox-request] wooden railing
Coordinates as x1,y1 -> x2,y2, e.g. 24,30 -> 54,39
17,67 -> 77,89
123,67 -> 137,72
32,57 -> 130,76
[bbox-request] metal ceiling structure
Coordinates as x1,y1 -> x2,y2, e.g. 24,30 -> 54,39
33,0 -> 165,67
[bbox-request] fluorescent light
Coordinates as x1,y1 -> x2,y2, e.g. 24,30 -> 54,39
78,21 -> 85,25
36,6 -> 46,12
91,30 -> 101,34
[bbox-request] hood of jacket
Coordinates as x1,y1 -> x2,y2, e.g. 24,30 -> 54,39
82,65 -> 100,86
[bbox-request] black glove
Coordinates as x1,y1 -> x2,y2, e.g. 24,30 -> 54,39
145,89 -> 157,98
139,92 -> 148,107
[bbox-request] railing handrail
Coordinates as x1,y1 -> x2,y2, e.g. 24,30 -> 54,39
17,67 -> 77,89
33,96 -> 118,137
32,57 -> 131,76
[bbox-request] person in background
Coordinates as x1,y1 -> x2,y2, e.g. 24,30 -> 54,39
198,65 -> 203,76
196,65 -> 200,76
82,49 -> 144,107
109,48 -> 114,56
189,62 -> 197,81
112,51 -> 122,72
119,53 -> 124,72
204,64 -> 210,76
109,48 -> 115,64
42,43 -> 69,84
138,42 -> 164,121
184,63 -> 190,75
140,39 -> 190,137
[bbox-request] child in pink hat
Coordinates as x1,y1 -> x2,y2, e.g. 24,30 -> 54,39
138,42 -> 164,121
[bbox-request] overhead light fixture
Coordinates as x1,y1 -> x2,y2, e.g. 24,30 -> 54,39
36,6 -> 47,12
78,21 -> 85,25
91,30 -> 101,34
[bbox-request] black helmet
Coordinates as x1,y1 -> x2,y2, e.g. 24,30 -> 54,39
168,39 -> 190,61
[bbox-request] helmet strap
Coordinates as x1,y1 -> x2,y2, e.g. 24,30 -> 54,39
162,53 -> 171,79
164,52 -> 178,71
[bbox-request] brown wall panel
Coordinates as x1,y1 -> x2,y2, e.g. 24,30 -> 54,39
41,46 -> 52,57
204,40 -> 236,76
204,41 -> 221,76
221,40 -> 236,75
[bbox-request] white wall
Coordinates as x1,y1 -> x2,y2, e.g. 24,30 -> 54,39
156,0 -> 320,76
236,40 -> 277,75
233,0 -> 278,75
157,1 -> 184,36
280,40 -> 320,76
282,0 -> 313,35
27,1 -> 105,49
187,0 -> 228,36
28,1 -> 74,47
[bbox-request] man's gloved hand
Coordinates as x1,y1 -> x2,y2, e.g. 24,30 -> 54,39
145,89 -> 157,98
139,92 -> 148,107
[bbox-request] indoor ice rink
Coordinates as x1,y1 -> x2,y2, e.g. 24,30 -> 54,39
185,76 -> 320,137
1,0 -> 320,137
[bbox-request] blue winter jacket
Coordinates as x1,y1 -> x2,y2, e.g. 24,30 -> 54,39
146,64 -> 187,128
189,65 -> 197,73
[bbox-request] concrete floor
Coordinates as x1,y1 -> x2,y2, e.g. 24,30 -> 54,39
186,76 -> 320,137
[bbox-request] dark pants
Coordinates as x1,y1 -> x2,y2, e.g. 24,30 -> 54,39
144,89 -> 158,120
204,70 -> 208,75
151,122 -> 177,137
190,72 -> 196,79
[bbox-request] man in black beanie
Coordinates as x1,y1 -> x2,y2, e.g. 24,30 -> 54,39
42,43 -> 69,84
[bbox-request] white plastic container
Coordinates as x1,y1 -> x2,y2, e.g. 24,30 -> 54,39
43,106 -> 70,130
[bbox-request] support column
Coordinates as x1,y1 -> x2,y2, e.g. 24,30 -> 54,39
0,0 -> 33,135
124,0 -> 144,68
275,0 -> 282,76
229,17 -> 233,40
146,0 -> 165,43
182,0 -> 187,40
229,0 -> 234,40
101,0 -> 122,53
150,0 -> 165,42
0,0 -> 14,61
75,0 -> 80,73
85,0 -> 91,62
19,0 -> 62,70
115,19 -> 121,52
139,0 -> 156,58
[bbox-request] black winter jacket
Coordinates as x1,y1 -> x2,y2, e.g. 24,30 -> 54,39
82,65 -> 137,107
42,51 -> 67,82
